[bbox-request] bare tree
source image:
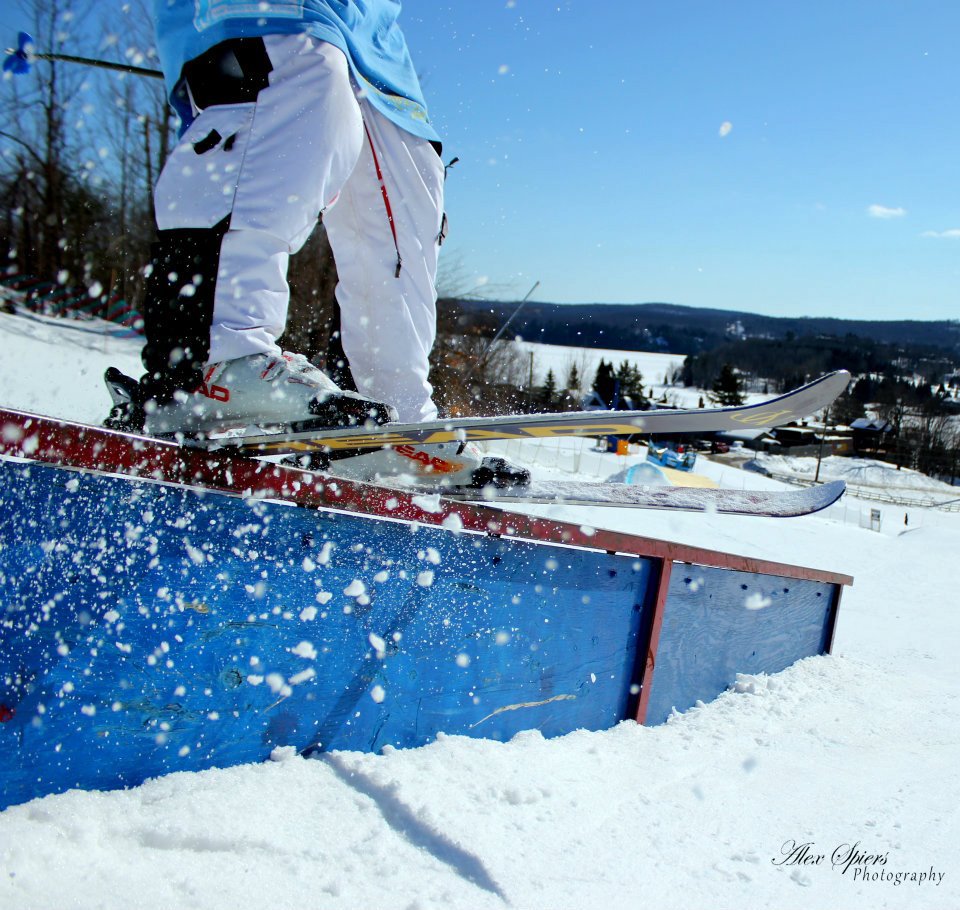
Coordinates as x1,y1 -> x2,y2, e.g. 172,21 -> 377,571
95,0 -> 175,305
0,0 -> 104,288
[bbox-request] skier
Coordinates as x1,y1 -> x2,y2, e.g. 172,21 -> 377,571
107,0 -> 527,487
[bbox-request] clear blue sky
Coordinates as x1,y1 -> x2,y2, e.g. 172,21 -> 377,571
3,2 -> 960,321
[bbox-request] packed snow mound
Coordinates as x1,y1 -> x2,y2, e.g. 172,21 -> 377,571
753,453 -> 957,493
605,461 -> 670,486
0,309 -> 141,424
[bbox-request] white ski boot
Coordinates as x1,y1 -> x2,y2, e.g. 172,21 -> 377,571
104,352 -> 396,436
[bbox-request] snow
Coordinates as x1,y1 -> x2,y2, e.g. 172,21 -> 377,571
754,454 -> 960,502
2,312 -> 960,909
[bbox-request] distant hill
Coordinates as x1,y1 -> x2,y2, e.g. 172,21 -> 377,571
442,299 -> 960,356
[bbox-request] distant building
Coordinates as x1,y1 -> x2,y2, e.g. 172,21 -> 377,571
579,391 -> 641,411
714,428 -> 780,452
580,391 -> 608,411
850,417 -> 896,455
770,425 -> 819,448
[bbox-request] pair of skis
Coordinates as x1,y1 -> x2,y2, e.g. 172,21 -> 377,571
202,370 -> 850,517
0,371 -> 849,517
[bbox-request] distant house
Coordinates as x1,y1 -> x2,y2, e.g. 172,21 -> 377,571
714,428 -> 781,452
580,391 -> 609,411
579,391 -> 641,411
770,425 -> 819,448
850,417 -> 896,454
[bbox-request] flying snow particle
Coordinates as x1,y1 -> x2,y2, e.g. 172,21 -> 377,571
288,668 -> 316,686
290,641 -> 317,660
183,538 -> 206,566
265,673 -> 290,696
343,579 -> 366,597
719,121 -> 733,138
441,513 -> 464,533
412,493 -> 443,513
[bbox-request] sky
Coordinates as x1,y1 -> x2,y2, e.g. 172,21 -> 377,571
2,1 -> 960,322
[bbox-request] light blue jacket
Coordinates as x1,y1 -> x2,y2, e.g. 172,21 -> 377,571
152,0 -> 438,141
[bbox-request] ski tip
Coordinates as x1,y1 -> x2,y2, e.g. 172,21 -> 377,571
813,479 -> 846,510
823,369 -> 853,391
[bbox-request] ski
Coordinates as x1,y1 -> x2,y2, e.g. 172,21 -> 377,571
390,479 -> 846,518
204,370 -> 851,456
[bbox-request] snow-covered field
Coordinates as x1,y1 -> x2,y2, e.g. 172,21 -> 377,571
515,340 -> 688,399
1,311 -> 959,910
753,454 -> 960,506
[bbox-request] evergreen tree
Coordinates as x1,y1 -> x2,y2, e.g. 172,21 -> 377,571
566,363 -> 581,395
593,359 -> 616,407
711,364 -> 745,406
614,360 -> 646,404
539,369 -> 558,410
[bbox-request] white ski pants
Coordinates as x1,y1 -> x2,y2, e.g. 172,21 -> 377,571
154,34 -> 444,422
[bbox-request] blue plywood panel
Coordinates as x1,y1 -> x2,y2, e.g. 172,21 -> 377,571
643,564 -> 835,725
0,460 -> 653,808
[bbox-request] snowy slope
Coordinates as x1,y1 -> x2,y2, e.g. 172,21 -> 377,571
1,314 -> 959,910
0,309 -> 142,424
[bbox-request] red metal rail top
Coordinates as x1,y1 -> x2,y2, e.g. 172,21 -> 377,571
0,407 -> 852,587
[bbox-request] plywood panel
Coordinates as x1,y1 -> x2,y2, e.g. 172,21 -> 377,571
642,564 -> 836,725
